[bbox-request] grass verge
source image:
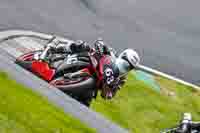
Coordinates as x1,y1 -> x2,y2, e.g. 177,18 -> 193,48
92,72 -> 200,133
0,72 -> 95,133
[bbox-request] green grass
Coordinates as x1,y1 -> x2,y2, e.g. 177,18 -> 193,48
1,70 -> 199,133
0,72 -> 95,133
91,72 -> 200,133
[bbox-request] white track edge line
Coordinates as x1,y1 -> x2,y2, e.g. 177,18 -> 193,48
138,65 -> 200,91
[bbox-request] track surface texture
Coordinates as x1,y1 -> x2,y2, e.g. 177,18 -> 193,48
0,36 -> 128,133
0,1 -> 199,84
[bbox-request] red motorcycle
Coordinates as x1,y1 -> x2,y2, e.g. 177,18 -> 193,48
15,37 -> 122,106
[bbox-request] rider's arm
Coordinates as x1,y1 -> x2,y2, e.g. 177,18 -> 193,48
55,42 -> 91,54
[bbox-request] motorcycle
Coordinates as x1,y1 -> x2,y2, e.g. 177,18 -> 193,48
15,37 -> 122,106
161,113 -> 200,133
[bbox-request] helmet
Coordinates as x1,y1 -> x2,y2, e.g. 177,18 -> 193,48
118,49 -> 140,68
116,49 -> 140,75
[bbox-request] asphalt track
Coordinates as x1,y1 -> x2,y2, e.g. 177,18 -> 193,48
0,0 -> 199,84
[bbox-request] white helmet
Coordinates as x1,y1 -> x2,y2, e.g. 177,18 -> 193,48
116,49 -> 140,75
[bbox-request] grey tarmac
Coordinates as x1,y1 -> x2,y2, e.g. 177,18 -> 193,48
0,0 -> 200,84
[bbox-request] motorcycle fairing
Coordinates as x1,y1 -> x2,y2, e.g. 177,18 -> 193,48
31,61 -> 55,81
98,55 -> 120,99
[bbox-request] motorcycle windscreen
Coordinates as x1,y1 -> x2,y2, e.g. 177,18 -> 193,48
31,61 -> 55,81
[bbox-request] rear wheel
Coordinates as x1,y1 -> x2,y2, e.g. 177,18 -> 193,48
50,76 -> 96,107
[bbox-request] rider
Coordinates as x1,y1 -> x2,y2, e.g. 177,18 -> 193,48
47,37 -> 140,77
